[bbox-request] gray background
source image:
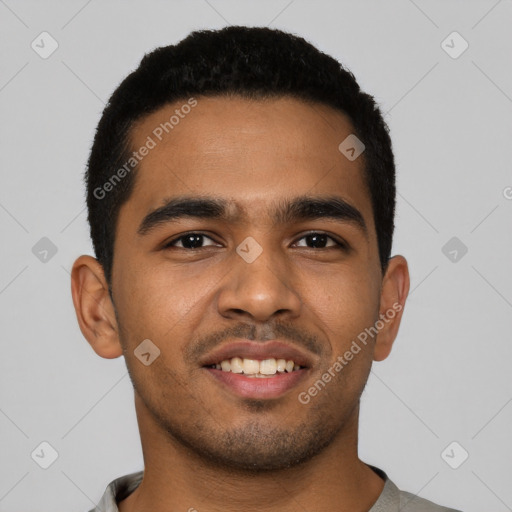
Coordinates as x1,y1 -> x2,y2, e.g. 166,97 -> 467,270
1,1 -> 511,511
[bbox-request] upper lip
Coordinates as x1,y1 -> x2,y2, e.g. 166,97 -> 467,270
200,340 -> 316,368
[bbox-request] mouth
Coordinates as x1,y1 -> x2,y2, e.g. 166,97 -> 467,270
205,357 -> 305,377
200,341 -> 314,399
203,363 -> 309,399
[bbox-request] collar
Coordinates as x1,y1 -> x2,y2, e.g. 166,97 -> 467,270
91,464 -> 399,512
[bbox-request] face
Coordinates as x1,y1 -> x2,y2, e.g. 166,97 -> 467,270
74,95 -> 408,472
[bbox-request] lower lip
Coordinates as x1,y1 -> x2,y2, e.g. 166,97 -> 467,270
204,368 -> 309,399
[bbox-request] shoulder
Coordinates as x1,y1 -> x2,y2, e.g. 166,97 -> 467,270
87,471 -> 144,512
367,464 -> 463,512
398,488 -> 463,512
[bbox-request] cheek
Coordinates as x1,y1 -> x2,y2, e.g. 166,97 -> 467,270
300,265 -> 379,342
113,264 -> 207,394
114,256 -> 225,350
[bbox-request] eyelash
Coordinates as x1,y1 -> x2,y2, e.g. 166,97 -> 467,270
162,232 -> 347,250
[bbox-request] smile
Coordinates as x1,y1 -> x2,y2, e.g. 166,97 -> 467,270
206,357 -> 304,377
204,358 -> 309,399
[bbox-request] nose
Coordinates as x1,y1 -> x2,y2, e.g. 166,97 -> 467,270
216,245 -> 302,323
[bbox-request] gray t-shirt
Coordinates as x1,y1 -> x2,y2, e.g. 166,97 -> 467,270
89,465 -> 462,512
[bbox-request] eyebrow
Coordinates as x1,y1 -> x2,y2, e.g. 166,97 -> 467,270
137,195 -> 368,238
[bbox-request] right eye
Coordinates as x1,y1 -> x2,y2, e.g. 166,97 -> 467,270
162,233 -> 220,250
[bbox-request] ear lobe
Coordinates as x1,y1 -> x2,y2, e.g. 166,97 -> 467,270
373,255 -> 410,362
71,255 -> 123,359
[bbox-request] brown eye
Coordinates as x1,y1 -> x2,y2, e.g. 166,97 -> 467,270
164,233 -> 219,249
294,233 -> 345,249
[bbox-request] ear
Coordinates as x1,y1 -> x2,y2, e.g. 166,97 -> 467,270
373,255 -> 410,362
70,255 -> 123,359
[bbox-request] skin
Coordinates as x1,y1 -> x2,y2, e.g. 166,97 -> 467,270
71,96 -> 409,512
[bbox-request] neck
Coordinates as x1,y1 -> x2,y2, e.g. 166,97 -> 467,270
118,395 -> 384,512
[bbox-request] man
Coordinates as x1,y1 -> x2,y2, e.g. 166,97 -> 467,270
71,26 -> 462,512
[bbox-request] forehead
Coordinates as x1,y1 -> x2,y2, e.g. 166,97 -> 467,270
123,95 -> 374,231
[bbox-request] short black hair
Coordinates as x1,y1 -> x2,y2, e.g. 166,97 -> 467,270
85,26 -> 395,287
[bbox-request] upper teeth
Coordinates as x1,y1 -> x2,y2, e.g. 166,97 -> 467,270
212,357 -> 301,375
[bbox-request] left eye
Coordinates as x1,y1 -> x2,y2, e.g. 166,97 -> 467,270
164,233 -> 219,249
294,233 -> 344,249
